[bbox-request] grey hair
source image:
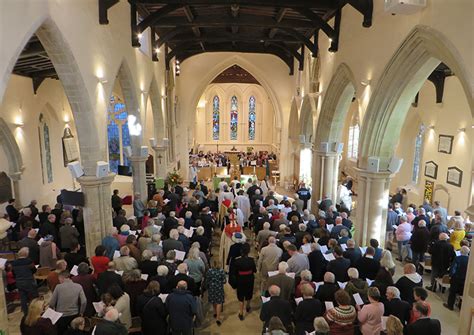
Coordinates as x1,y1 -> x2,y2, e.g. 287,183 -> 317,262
386,286 -> 400,299
460,246 -> 470,256
347,267 -> 359,279
157,265 -> 169,276
142,250 -> 153,260
324,271 -> 335,283
300,269 -> 312,281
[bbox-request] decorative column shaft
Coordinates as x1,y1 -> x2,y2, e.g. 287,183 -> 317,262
77,174 -> 115,258
9,171 -> 22,207
152,146 -> 168,179
459,252 -> 474,335
0,269 -> 8,334
311,150 -> 340,209
129,155 -> 148,203
354,169 -> 392,247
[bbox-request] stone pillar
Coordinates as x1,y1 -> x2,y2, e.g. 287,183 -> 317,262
354,169 -> 392,247
129,156 -> 148,203
77,174 -> 115,258
311,150 -> 340,209
9,171 -> 22,207
0,269 -> 8,335
152,146 -> 168,179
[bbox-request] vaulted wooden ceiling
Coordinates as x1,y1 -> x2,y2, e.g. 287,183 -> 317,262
211,65 -> 260,85
100,0 -> 374,74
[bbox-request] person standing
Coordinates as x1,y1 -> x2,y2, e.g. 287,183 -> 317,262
49,270 -> 87,334
166,280 -> 197,335
229,242 -> 256,320
258,236 -> 282,290
405,302 -> 441,334
426,233 -> 455,292
111,189 -> 123,215
136,281 -> 168,335
294,284 -> 323,335
296,183 -> 311,210
260,285 -> 294,334
357,287 -> 384,335
20,298 -> 57,335
444,246 -> 469,310
206,261 -> 226,326
11,247 -> 38,313
17,229 -> 40,265
133,192 -> 146,226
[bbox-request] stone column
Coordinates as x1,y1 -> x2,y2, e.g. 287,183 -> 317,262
152,146 -> 168,179
77,174 -> 115,258
0,269 -> 8,335
129,155 -> 148,203
354,169 -> 392,247
459,251 -> 474,335
311,150 -> 340,209
9,171 -> 22,207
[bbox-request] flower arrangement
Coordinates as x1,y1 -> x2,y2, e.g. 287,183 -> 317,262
166,169 -> 183,187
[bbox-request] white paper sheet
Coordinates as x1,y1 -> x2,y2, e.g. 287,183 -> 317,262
113,250 -> 121,259
115,270 -> 124,276
0,258 -> 7,269
323,253 -> 335,261
151,256 -> 158,261
174,249 -> 185,261
267,270 -> 278,277
366,278 -> 374,286
163,199 -> 170,204
42,308 -> 63,325
261,296 -> 270,303
381,316 -> 388,330
326,224 -> 334,232
37,238 -> 44,246
340,244 -> 347,251
353,293 -> 364,305
359,246 -> 367,254
301,244 -> 311,254
295,297 -> 303,305
319,245 -> 328,253
183,229 -> 193,238
286,272 -> 296,279
141,274 -> 149,280
93,301 -> 105,314
337,281 -> 347,289
455,250 -> 461,256
70,265 -> 79,276
129,230 -> 137,236
324,301 -> 334,310
313,281 -> 324,292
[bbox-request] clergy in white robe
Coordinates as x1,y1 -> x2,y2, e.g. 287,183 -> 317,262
337,184 -> 352,211
234,191 -> 251,223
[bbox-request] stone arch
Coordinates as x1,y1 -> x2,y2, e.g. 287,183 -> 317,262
147,76 -> 166,141
433,184 -> 451,212
299,95 -> 317,142
359,25 -> 473,170
110,60 -> 142,151
314,63 -> 357,147
188,55 -> 283,132
34,18 -> 102,175
0,117 -> 23,177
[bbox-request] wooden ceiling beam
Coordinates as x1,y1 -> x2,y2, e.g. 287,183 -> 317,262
133,0 -> 334,8
137,4 -> 183,32
98,0 -> 119,25
266,8 -> 287,47
328,9 -> 341,52
347,0 -> 373,27
171,33 -> 301,43
291,7 -> 335,40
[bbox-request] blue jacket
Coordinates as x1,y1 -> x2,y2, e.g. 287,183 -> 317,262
165,289 -> 197,331
102,235 -> 120,260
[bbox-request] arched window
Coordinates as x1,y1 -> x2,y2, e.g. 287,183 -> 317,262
212,95 -> 220,140
230,95 -> 238,140
347,117 -> 359,160
38,113 -> 53,184
412,124 -> 425,184
248,96 -> 256,140
107,96 -> 131,173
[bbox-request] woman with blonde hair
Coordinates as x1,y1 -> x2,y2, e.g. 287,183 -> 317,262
450,220 -> 466,250
20,298 -> 57,334
184,246 -> 206,294
386,315 -> 403,335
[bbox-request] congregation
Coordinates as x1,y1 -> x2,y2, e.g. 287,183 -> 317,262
0,175 -> 471,335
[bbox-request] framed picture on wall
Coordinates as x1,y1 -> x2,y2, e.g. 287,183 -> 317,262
438,135 -> 454,154
446,166 -> 463,187
424,161 -> 438,179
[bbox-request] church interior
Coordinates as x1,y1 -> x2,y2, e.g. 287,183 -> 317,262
0,0 -> 473,334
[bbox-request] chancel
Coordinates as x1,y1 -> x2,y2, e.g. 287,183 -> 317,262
0,1 -> 473,335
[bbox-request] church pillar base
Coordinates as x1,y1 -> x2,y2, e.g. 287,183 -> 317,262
354,169 -> 392,247
152,146 -> 169,180
77,174 -> 115,258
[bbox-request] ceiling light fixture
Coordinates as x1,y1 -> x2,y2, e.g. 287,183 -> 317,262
458,127 -> 466,132
360,80 -> 371,86
428,125 -> 435,130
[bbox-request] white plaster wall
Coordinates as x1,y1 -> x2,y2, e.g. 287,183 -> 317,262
194,83 -> 276,151
176,53 -> 295,181
391,76 -> 472,212
0,75 -> 76,206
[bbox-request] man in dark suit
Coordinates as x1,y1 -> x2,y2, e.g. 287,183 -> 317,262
405,302 -> 441,335
444,246 -> 469,310
426,233 -> 455,291
356,246 -> 380,280
162,229 -> 185,256
199,180 -> 208,196
197,207 -> 214,239
308,246 -> 328,282
384,286 -> 411,325
162,212 -> 179,238
326,246 -> 350,283
97,261 -> 124,296
260,285 -> 293,333
395,263 -> 423,305
169,263 -> 197,296
6,199 -> 20,222
315,272 -> 339,305
343,239 -> 362,267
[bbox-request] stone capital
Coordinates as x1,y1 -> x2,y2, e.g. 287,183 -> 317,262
152,145 -> 168,153
77,173 -> 115,187
128,155 -> 148,163
315,150 -> 340,158
354,167 -> 393,181
9,171 -> 23,181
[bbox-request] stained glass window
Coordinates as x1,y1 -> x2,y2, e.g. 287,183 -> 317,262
348,122 -> 359,160
230,95 -> 238,140
248,96 -> 256,140
412,124 -> 425,184
107,96 -> 130,173
212,96 -> 220,140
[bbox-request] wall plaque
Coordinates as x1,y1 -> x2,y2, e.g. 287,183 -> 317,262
446,166 -> 462,187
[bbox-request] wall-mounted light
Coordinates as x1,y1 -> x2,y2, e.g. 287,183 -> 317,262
14,116 -> 24,127
97,76 -> 108,84
162,95 -> 167,99
141,90 -> 148,95
138,33 -> 143,39
458,127 -> 466,133
360,79 -> 371,86
329,38 -> 333,43
428,125 -> 435,130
